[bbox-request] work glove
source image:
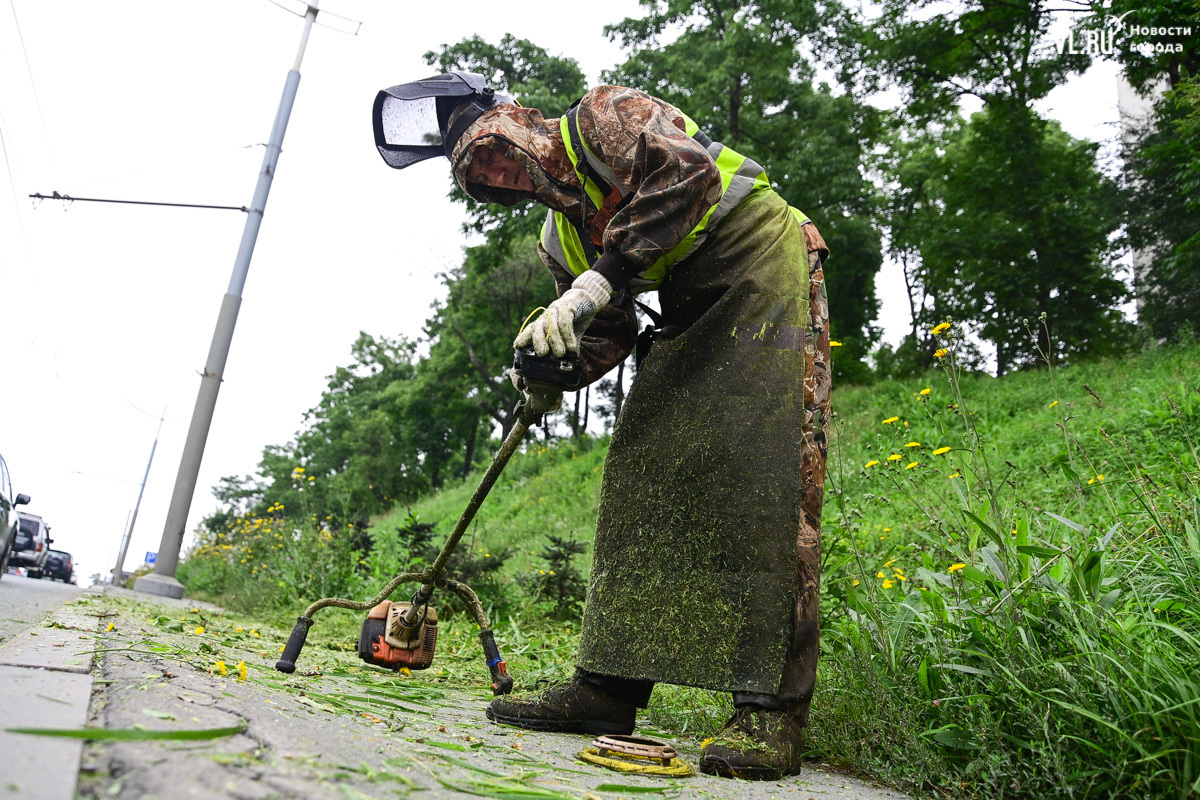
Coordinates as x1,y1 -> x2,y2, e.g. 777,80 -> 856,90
514,271 -> 613,357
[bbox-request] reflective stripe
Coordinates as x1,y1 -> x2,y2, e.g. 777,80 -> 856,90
540,209 -> 592,278
560,114 -> 606,209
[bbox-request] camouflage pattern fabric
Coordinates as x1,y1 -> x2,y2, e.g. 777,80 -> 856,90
451,87 -> 722,271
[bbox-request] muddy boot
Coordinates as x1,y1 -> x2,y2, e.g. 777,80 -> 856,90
699,707 -> 804,780
486,677 -> 636,735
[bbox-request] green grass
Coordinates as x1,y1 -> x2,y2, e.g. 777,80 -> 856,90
180,340 -> 1200,798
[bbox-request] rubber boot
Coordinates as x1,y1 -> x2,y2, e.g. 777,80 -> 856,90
486,676 -> 636,735
699,706 -> 805,780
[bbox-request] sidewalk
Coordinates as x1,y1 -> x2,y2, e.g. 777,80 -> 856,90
2,588 -> 913,800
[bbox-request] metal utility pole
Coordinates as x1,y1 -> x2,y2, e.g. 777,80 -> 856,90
137,2 -> 321,598
111,410 -> 165,586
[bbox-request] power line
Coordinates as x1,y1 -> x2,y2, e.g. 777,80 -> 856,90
29,191 -> 248,213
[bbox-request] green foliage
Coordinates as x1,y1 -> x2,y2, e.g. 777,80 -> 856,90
521,535 -> 589,618
604,0 -> 884,381
888,109 -> 1130,374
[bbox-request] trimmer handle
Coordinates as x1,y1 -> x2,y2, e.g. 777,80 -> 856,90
480,629 -> 514,695
512,347 -> 584,392
275,616 -> 314,674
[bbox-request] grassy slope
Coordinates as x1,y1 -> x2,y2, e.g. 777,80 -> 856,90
354,342 -> 1200,797
382,343 -> 1199,586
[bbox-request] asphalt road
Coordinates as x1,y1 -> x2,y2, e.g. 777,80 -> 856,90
0,573 -> 82,644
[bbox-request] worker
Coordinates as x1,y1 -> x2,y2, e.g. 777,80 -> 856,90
373,72 -> 831,781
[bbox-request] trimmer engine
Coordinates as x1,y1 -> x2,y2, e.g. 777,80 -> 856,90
357,600 -> 438,671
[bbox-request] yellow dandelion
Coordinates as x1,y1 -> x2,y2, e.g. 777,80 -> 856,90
194,626 -> 205,635
852,579 -> 861,587
919,387 -> 931,396
214,660 -> 227,676
883,527 -> 892,532
882,579 -> 895,589
251,630 -> 260,637
864,460 -> 880,468
106,622 -> 115,632
932,446 -> 951,455
949,472 -> 961,479
876,571 -> 886,579
931,322 -> 951,335
1049,400 -> 1059,408
905,441 -> 920,447
882,416 -> 899,424
934,348 -> 948,358
905,461 -> 919,469
829,340 -> 843,347
948,563 -> 966,573
237,661 -> 247,681
887,453 -> 902,461
897,575 -> 907,581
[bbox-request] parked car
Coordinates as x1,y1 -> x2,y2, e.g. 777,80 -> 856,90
0,452 -> 31,578
43,549 -> 75,583
12,511 -> 52,579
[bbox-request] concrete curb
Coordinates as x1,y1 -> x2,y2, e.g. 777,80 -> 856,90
0,587 -> 103,800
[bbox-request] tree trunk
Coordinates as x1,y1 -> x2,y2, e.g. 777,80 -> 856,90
461,421 -> 477,482
613,361 -> 626,421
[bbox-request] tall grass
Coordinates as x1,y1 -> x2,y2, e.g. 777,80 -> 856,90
813,332 -> 1200,798
179,340 -> 1200,797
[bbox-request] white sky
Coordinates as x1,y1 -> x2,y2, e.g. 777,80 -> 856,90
0,0 -> 1124,586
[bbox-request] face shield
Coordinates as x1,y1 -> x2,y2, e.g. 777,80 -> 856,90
372,72 -> 513,169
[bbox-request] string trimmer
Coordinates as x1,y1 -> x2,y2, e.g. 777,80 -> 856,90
274,347 -> 583,695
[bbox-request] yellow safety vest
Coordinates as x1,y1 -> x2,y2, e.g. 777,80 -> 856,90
540,106 -> 809,293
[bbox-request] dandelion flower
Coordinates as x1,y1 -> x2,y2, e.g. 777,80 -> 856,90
948,563 -> 966,573
919,387 -> 931,396
1049,400 -> 1059,408
864,460 -> 880,468
905,461 -> 919,469
882,579 -> 895,589
214,660 -> 227,676
887,453 -> 902,462
852,579 -> 861,587
236,661 -> 247,681
905,441 -> 920,447
931,322 -> 952,335
830,340 -> 843,347
882,416 -> 899,424
932,446 -> 951,456
949,472 -> 961,479
934,348 -> 948,358
106,622 -> 115,632
194,626 -> 205,635
876,571 -> 886,579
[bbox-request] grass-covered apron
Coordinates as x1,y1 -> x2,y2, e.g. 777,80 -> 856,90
577,187 -> 826,695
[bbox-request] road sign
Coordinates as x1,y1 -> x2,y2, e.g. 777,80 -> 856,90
145,552 -> 157,565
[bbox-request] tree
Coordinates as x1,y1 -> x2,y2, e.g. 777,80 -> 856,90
893,109 -> 1129,373
866,0 -> 1135,371
605,0 -> 885,382
1099,0 -> 1200,339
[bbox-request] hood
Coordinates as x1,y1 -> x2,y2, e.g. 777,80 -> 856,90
449,103 -> 582,211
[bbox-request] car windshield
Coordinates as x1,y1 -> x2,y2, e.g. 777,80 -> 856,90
19,518 -> 40,537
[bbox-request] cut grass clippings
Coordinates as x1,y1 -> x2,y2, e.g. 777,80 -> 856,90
4,722 -> 247,740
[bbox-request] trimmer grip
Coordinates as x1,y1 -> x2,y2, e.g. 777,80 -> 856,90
480,629 -> 514,695
275,616 -> 314,674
